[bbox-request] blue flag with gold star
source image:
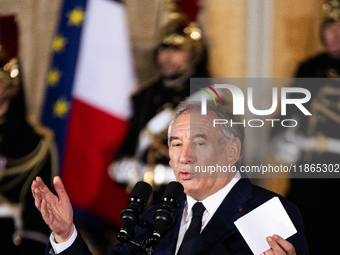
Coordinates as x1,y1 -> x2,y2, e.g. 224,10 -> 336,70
41,0 -> 87,159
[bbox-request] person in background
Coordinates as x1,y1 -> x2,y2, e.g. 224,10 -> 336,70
271,1 -> 340,253
0,16 -> 56,254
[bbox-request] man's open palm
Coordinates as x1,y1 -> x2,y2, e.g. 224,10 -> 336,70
31,176 -> 74,243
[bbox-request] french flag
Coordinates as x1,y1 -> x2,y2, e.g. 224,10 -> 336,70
42,0 -> 136,226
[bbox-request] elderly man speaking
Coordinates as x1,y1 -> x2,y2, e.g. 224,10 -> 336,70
31,101 -> 309,255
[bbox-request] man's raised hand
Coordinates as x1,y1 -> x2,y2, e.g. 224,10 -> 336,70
31,176 -> 74,243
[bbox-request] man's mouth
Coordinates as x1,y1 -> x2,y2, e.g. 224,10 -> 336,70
179,171 -> 193,180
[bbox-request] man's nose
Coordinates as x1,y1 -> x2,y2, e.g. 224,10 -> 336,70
179,143 -> 192,164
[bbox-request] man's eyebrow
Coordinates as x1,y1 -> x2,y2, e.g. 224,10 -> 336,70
169,136 -> 179,143
195,134 -> 207,140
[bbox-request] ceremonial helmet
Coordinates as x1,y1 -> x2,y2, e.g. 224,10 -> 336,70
157,0 -> 203,57
322,0 -> 340,23
0,49 -> 20,90
0,16 -> 20,92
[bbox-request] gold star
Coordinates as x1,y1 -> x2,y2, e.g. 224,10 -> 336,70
67,7 -> 86,26
53,98 -> 70,118
52,35 -> 67,53
48,69 -> 61,86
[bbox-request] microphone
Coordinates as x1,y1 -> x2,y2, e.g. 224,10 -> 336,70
149,181 -> 184,246
118,181 -> 152,241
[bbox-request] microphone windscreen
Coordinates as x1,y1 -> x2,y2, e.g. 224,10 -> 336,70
162,182 -> 184,201
129,181 -> 152,202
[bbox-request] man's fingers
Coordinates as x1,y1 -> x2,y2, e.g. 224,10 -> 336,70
32,178 -> 44,211
266,236 -> 285,255
35,176 -> 52,196
35,176 -> 43,186
41,199 -> 50,224
263,250 -> 274,255
273,235 -> 296,255
53,176 -> 69,201
33,187 -> 42,210
46,200 -> 54,214
31,180 -> 37,198
266,235 -> 296,255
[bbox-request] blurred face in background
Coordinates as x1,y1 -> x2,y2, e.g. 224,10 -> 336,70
323,21 -> 340,59
157,45 -> 194,79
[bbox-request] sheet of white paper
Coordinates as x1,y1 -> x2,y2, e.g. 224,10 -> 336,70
234,197 -> 297,255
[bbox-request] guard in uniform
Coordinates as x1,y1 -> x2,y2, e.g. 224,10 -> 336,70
272,1 -> 340,254
0,18 -> 57,254
110,6 -> 209,203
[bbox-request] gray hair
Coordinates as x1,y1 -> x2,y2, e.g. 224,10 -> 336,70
168,100 -> 244,168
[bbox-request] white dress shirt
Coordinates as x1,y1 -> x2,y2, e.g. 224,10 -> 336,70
174,172 -> 241,254
50,172 -> 241,254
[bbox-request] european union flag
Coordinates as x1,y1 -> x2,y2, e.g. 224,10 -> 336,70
41,0 -> 87,165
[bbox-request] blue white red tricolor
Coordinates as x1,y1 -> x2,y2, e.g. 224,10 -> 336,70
42,0 -> 136,225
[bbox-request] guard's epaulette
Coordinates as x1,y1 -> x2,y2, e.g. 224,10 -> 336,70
131,75 -> 162,96
27,116 -> 55,141
26,116 -> 59,182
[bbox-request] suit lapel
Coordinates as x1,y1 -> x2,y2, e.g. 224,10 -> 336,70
190,178 -> 254,255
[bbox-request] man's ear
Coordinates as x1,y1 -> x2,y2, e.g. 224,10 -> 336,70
228,137 -> 241,166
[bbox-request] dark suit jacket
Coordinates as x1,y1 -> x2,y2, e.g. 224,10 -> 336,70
46,179 -> 309,255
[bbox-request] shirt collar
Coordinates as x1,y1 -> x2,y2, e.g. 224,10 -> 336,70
185,172 -> 241,221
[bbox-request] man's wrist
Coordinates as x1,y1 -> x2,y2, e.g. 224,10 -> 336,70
55,225 -> 74,243
50,225 -> 77,254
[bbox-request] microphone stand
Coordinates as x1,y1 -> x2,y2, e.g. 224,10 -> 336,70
118,218 -> 156,255
142,234 -> 158,255
141,219 -> 156,255
146,246 -> 155,255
